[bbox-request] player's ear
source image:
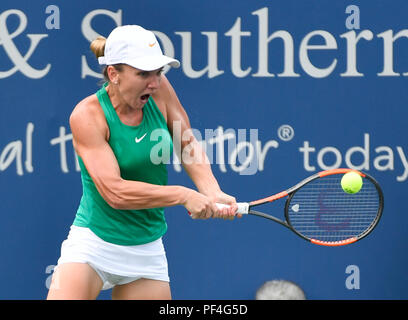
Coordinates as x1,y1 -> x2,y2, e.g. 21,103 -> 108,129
106,65 -> 122,84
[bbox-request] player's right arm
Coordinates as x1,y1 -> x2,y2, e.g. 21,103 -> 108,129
69,95 -> 215,219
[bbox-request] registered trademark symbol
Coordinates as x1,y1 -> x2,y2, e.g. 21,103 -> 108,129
277,125 -> 294,142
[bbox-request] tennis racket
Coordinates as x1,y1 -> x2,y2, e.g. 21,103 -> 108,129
217,168 -> 384,246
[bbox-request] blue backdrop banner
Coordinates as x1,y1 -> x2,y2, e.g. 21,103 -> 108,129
0,0 -> 407,299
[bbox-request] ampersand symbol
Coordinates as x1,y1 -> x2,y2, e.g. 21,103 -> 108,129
0,9 -> 51,79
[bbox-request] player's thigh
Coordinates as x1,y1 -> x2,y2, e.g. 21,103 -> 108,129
46,262 -> 103,300
111,278 -> 171,300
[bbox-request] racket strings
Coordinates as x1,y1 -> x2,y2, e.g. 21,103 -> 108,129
287,176 -> 380,242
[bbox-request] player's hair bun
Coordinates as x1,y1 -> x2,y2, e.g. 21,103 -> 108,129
90,36 -> 106,59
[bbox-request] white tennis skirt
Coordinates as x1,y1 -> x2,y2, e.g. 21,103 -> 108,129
56,225 -> 169,290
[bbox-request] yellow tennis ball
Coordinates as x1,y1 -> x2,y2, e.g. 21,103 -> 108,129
341,171 -> 363,194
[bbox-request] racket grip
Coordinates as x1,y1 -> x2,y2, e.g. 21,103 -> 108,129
216,202 -> 249,214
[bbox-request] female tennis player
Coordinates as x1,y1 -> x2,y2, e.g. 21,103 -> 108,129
47,25 -> 238,300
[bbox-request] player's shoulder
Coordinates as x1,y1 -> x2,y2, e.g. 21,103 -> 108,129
69,93 -> 108,136
70,93 -> 103,124
153,74 -> 173,102
152,74 -> 174,121
153,74 -> 182,118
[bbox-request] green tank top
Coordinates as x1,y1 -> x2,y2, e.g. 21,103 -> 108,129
73,83 -> 173,245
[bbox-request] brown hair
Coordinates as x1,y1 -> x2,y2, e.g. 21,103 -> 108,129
90,36 -> 124,81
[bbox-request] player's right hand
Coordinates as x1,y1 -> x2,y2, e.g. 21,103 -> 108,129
183,189 -> 217,219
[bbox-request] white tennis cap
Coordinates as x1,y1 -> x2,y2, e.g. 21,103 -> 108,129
98,25 -> 180,71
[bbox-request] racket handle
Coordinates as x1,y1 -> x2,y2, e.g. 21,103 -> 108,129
216,202 -> 249,214
187,202 -> 250,216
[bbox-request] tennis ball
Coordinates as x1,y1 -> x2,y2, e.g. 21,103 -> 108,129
341,171 -> 363,194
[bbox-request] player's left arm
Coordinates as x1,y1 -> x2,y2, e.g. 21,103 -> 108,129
160,75 -> 238,216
